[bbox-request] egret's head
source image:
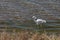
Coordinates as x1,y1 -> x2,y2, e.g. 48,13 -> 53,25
32,16 -> 37,20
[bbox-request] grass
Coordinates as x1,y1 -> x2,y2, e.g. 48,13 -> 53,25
0,29 -> 60,40
0,20 -> 60,40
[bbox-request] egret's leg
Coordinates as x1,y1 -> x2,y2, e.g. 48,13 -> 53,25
42,24 -> 46,33
38,24 -> 40,29
41,24 -> 43,32
42,24 -> 45,32
40,24 -> 44,33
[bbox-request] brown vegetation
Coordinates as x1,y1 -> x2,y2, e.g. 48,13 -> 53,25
0,29 -> 60,40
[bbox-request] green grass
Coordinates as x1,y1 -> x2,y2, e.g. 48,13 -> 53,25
0,20 -> 60,33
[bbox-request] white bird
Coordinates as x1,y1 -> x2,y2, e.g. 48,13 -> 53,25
32,16 -> 46,25
32,16 -> 46,32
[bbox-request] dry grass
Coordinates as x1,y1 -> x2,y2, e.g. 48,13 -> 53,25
0,29 -> 60,40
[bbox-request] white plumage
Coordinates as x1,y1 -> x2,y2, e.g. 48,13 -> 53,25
32,16 -> 46,25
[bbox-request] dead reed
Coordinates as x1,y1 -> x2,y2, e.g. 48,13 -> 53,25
0,29 -> 60,40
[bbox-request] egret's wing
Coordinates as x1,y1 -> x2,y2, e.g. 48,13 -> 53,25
36,19 -> 42,22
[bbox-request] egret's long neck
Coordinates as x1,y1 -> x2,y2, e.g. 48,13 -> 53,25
33,18 -> 37,22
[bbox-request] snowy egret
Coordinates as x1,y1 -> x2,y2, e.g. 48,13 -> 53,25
32,16 -> 46,25
32,16 -> 46,32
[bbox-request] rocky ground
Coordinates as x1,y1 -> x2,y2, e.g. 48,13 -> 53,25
0,0 -> 60,27
0,0 -> 60,21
